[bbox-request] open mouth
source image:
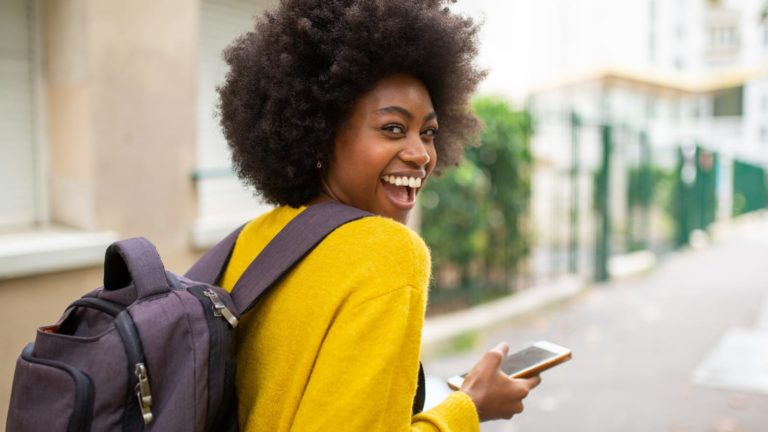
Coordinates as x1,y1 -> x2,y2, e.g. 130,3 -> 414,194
381,175 -> 423,206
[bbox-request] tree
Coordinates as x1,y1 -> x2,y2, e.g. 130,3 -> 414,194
421,97 -> 533,308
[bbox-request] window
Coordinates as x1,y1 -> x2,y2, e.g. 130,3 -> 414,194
0,0 -> 39,231
763,27 -> 768,48
729,27 -> 739,45
0,0 -> 116,279
712,86 -> 743,117
648,0 -> 656,63
648,32 -> 656,63
761,93 -> 768,113
194,0 -> 274,247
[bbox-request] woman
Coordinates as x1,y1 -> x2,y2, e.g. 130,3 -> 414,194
217,1 -> 540,430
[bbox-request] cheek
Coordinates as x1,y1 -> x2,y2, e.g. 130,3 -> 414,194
427,146 -> 438,173
353,142 -> 391,168
339,145 -> 389,185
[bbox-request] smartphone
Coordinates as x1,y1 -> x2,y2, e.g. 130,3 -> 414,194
446,340 -> 572,390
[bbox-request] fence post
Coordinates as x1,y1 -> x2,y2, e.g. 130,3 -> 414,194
569,111 -> 580,273
594,124 -> 612,282
695,145 -> 717,229
639,130 -> 652,249
674,143 -> 695,247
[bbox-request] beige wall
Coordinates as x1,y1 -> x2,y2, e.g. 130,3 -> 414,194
43,0 -> 199,245
1,0 -> 203,424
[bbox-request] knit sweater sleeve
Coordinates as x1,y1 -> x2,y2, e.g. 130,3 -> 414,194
288,219 -> 479,432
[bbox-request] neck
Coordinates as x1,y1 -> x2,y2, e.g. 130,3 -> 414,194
306,178 -> 342,207
320,176 -> 342,202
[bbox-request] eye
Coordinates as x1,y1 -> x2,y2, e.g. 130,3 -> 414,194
421,128 -> 438,138
383,124 -> 405,135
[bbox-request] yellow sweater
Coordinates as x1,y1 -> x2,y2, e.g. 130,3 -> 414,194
220,205 -> 479,431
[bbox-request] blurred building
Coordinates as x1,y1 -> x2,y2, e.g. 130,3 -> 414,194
528,0 -> 768,165
0,0 -> 277,424
526,0 -> 768,280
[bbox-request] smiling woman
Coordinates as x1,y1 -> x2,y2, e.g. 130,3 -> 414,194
215,1 -> 541,431
320,74 -> 438,224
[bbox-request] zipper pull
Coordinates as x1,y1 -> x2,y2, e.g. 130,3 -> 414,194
203,288 -> 239,328
134,363 -> 153,424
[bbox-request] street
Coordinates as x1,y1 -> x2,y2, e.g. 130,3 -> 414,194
424,213 -> 768,431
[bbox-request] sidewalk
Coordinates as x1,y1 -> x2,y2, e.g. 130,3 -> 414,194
422,212 -> 768,431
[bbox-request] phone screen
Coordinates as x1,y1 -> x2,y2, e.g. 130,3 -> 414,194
500,345 -> 560,376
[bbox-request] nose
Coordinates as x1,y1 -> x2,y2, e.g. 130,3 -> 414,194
400,135 -> 431,167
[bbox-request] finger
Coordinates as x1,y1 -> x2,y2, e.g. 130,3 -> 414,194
513,401 -> 525,415
490,342 -> 510,357
504,400 -> 525,419
480,342 -> 508,369
522,375 -> 542,389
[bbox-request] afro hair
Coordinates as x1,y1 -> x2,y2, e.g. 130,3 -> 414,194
218,0 -> 485,207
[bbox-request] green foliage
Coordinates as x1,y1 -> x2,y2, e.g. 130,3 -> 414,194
420,97 -> 533,307
626,164 -> 676,252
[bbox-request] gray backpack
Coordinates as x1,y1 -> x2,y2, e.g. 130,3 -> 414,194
6,202 -> 426,431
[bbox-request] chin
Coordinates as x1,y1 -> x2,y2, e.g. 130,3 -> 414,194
390,210 -> 410,225
365,201 -> 411,224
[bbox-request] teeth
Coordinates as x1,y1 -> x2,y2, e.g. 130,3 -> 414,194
383,175 -> 422,188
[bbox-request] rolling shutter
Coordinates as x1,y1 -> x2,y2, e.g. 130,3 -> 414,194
0,0 -> 38,229
196,0 -> 275,231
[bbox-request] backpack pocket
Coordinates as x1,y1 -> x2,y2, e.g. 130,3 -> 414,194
7,344 -> 95,432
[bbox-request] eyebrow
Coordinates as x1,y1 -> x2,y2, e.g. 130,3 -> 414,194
375,106 -> 437,122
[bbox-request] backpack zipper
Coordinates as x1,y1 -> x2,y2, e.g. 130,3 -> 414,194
134,363 -> 153,424
202,287 -> 239,328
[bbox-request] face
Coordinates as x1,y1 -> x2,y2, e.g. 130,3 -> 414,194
322,74 -> 439,224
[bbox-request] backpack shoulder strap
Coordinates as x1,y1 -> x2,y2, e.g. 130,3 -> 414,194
185,202 -> 370,315
184,224 -> 245,284
230,202 -> 370,315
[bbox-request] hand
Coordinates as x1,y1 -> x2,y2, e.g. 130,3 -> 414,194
460,342 -> 541,422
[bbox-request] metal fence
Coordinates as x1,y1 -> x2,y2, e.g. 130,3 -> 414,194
423,108 -> 768,313
529,112 -> 725,284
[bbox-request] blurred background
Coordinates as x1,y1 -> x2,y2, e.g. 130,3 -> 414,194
1,0 -> 767,430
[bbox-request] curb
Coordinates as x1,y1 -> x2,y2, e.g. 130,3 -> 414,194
422,275 -> 586,355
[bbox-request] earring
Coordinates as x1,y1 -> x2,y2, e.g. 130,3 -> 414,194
316,160 -> 322,169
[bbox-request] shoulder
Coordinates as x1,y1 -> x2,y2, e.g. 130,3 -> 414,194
314,215 -> 431,297
328,216 -> 429,267
336,215 -> 426,251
